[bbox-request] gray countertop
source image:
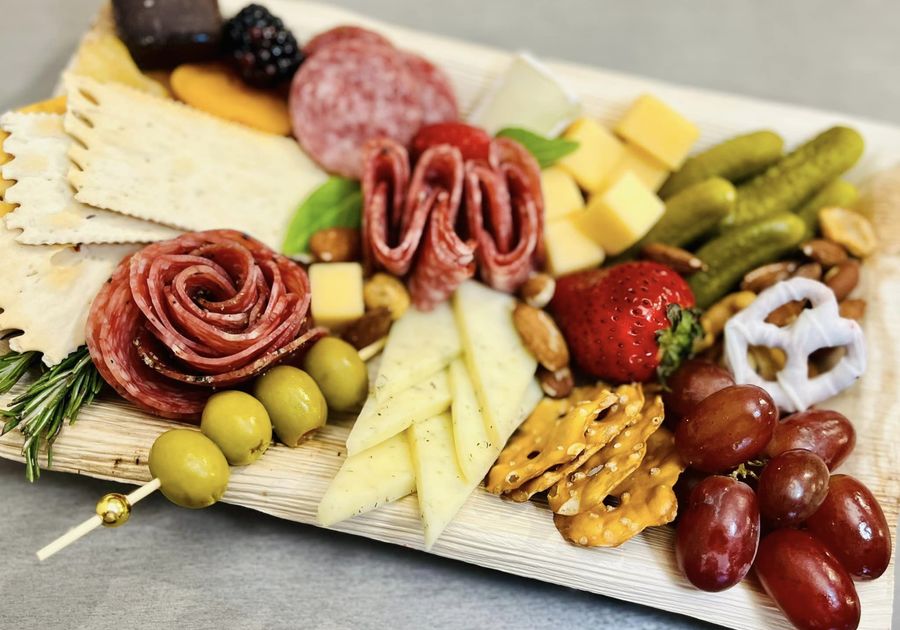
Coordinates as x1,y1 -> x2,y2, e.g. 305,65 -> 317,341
0,1 -> 897,629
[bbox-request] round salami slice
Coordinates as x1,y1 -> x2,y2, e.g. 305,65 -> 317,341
290,40 -> 423,178
304,25 -> 392,57
400,52 -> 459,125
86,230 -> 323,420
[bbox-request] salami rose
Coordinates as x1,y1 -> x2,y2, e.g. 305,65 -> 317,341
86,230 -> 323,420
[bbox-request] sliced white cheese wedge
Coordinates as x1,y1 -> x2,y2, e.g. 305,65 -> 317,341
373,302 -> 461,402
346,370 -> 451,456
448,357 -> 494,482
468,53 -> 581,137
452,281 -> 538,444
317,432 -> 416,527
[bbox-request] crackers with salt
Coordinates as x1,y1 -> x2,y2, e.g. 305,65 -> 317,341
1,112 -> 180,245
64,75 -> 327,250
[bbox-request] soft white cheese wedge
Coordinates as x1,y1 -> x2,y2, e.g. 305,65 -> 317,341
452,281 -> 538,444
346,370 -> 451,455
468,53 -> 581,137
317,432 -> 416,527
373,302 -> 461,402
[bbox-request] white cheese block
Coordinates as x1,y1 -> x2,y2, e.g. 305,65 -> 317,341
468,53 -> 581,137
317,432 -> 416,527
346,370 -> 451,455
373,302 -> 461,402
0,226 -> 136,366
452,281 -> 537,444
448,358 -> 494,482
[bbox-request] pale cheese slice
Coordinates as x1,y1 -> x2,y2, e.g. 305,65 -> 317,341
346,370 -> 451,456
62,75 -> 328,251
317,432 -> 416,527
0,112 -> 180,245
0,226 -> 136,366
452,281 -> 537,444
448,357 -> 494,482
373,302 -> 461,402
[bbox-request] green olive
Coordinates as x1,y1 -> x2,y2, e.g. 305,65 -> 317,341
253,365 -> 327,446
302,337 -> 368,412
200,391 -> 272,466
148,429 -> 230,509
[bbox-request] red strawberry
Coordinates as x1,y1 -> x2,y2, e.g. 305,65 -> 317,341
410,122 -> 492,162
551,261 -> 702,383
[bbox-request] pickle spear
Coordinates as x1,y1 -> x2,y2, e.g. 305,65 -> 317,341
689,212 -> 806,308
614,177 -> 735,262
721,126 -> 864,231
659,130 -> 784,199
795,178 -> 859,238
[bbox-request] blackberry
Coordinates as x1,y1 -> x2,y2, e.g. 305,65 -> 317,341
223,4 -> 304,88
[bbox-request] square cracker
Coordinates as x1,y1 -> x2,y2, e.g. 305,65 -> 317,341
1,112 -> 180,245
63,75 -> 328,251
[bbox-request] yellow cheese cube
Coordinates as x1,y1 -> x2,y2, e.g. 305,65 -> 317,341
556,117 -> 625,193
544,216 -> 605,277
309,262 -> 364,330
575,172 -> 665,256
615,95 -> 699,169
606,144 -> 670,192
541,166 -> 585,221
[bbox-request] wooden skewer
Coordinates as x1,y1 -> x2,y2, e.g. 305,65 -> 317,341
36,477 -> 162,561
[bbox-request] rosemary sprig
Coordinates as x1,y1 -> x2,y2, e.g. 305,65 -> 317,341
1,346 -> 102,481
0,349 -> 39,394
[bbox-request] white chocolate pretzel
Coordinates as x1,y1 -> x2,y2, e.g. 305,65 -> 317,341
724,278 -> 866,412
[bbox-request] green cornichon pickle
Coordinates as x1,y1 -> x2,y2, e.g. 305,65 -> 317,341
659,130 -> 784,199
720,126 -> 864,231
795,178 -> 859,238
689,212 -> 807,308
614,177 -> 736,262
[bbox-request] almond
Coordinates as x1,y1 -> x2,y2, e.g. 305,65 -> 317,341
640,242 -> 706,275
839,298 -> 867,321
801,239 -> 848,268
765,300 -> 805,327
519,273 -> 556,309
340,307 -> 392,350
538,366 -> 574,398
741,261 -> 797,293
513,303 -> 569,371
791,261 -> 823,282
309,227 -> 361,263
824,259 -> 860,302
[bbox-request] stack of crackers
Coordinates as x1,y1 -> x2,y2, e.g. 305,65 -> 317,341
487,384 -> 685,547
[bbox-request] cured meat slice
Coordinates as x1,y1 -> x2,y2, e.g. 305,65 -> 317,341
405,146 -> 475,309
290,39 -> 422,178
400,53 -> 459,125
86,229 -> 323,420
493,137 -> 545,263
303,25 -> 392,57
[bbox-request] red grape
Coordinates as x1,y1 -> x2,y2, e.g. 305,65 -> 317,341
676,476 -> 759,591
674,384 -> 778,473
765,409 -> 855,471
663,359 -> 735,425
806,474 -> 891,580
757,449 -> 829,528
755,529 -> 860,630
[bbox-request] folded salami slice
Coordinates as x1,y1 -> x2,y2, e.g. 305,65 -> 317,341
86,230 -> 323,420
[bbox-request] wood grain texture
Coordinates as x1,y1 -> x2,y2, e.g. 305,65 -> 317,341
1,2 -> 898,628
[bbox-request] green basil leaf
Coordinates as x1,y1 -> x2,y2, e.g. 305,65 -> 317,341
496,127 -> 579,168
282,177 -> 362,255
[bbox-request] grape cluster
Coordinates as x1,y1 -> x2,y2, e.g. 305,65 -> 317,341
666,359 -> 891,630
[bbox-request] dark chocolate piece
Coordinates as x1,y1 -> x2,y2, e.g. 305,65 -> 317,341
112,0 -> 223,70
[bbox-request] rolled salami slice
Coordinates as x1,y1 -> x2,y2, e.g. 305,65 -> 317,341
493,137 -> 545,264
290,39 -> 423,178
303,25 -> 392,57
86,230 -> 323,420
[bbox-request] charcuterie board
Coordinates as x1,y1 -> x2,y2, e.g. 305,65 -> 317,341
1,1 -> 898,629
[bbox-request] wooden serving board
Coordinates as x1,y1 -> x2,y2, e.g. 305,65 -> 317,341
2,2 -> 899,628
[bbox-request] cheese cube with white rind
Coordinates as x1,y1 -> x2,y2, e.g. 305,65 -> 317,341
317,432 -> 416,527
448,358 -> 495,482
373,302 -> 461,402
576,172 -> 665,256
541,166 -> 585,222
309,262 -> 364,330
408,412 -> 472,549
452,281 -> 537,445
556,117 -> 625,193
544,215 -> 605,277
468,53 -> 581,137
346,370 -> 451,455
614,95 -> 700,170
606,143 -> 670,192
